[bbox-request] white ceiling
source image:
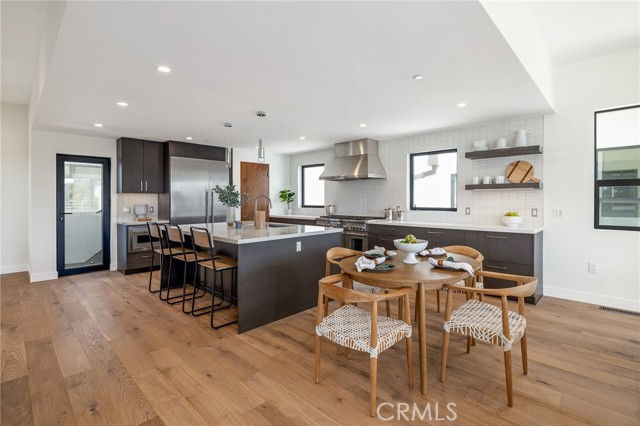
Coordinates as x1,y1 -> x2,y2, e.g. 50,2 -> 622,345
2,1 -> 637,154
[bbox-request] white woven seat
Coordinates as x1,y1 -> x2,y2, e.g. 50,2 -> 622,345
440,271 -> 538,407
352,280 -> 385,294
315,274 -> 414,416
444,299 -> 526,351
316,304 -> 412,358
444,279 -> 484,291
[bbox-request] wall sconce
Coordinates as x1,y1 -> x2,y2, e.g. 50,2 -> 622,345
258,138 -> 265,163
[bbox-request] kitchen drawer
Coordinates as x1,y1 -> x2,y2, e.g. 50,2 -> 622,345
126,251 -> 159,271
465,230 -> 533,265
411,228 -> 465,248
368,224 -> 411,237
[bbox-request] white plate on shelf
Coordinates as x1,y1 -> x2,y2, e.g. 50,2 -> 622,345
472,147 -> 489,151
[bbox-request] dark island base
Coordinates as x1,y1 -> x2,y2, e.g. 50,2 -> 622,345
216,232 -> 341,333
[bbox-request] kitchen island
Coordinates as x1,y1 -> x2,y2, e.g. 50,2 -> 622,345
182,222 -> 342,332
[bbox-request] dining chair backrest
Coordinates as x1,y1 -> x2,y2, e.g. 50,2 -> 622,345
164,224 -> 187,256
442,245 -> 484,263
325,247 -> 362,276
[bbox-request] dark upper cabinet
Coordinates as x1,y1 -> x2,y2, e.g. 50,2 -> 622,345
117,138 -> 164,193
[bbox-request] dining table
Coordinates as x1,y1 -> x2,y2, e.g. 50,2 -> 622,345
338,251 -> 482,395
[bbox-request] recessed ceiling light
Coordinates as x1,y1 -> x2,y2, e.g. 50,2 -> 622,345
186,136 -> 193,141
116,101 -> 128,107
93,123 -> 103,127
299,136 -> 306,140
412,75 -> 424,80
457,102 -> 467,107
359,123 -> 367,128
156,65 -> 171,73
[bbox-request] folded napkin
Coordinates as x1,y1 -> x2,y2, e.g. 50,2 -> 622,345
370,246 -> 386,255
355,255 -> 386,272
419,247 -> 447,256
428,257 -> 475,276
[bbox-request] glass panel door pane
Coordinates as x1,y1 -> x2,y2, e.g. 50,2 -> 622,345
64,161 -> 103,269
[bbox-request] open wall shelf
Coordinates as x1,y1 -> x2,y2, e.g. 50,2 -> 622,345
465,182 -> 541,190
465,145 -> 543,160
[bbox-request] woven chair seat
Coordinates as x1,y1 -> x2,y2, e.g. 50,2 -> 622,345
316,304 -> 412,358
352,281 -> 386,294
444,299 -> 526,351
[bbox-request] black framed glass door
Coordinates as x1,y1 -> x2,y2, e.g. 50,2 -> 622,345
56,154 -> 111,275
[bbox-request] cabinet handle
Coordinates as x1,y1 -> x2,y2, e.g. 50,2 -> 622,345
485,264 -> 508,270
140,180 -> 143,191
427,231 -> 444,235
145,181 -> 148,192
140,255 -> 152,259
380,227 -> 395,232
485,235 -> 507,240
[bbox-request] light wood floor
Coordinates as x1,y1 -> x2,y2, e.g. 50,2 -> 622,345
1,270 -> 638,425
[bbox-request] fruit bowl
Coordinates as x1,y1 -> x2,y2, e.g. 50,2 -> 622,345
394,239 -> 429,264
502,215 -> 522,227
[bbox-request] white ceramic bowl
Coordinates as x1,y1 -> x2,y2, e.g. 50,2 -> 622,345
502,216 -> 522,227
394,239 -> 429,264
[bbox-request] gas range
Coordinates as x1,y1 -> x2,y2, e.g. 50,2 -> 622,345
316,215 -> 384,232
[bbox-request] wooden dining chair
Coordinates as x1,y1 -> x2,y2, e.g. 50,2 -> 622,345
440,270 -> 538,407
414,245 -> 484,322
315,273 -> 413,416
325,247 -> 391,316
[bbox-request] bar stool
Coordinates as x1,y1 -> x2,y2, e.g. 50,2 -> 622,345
162,224 -> 206,306
190,226 -> 238,329
146,222 -> 167,294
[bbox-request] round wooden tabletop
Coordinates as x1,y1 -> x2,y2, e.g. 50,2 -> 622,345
337,252 -> 482,291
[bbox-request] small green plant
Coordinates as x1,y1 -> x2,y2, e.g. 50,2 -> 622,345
213,184 -> 249,208
504,211 -> 519,217
279,189 -> 295,209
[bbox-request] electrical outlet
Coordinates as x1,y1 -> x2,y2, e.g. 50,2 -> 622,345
465,207 -> 471,215
552,208 -> 565,218
531,208 -> 538,217
296,241 -> 302,252
149,206 -> 154,213
588,262 -> 599,274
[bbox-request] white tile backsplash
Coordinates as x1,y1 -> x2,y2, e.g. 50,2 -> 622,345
291,115 -> 544,227
116,193 -> 159,222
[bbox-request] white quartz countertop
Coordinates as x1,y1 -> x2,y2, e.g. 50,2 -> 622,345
269,214 -> 319,220
117,219 -> 169,226
181,222 -> 342,244
367,219 -> 543,234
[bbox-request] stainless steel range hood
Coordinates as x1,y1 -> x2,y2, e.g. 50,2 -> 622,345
319,138 -> 387,181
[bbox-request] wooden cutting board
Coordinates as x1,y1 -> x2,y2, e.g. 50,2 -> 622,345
506,160 -> 540,183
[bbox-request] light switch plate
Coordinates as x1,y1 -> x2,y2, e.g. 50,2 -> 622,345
531,208 -> 538,217
465,207 -> 471,215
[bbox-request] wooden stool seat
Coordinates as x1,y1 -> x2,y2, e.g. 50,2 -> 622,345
199,257 -> 237,271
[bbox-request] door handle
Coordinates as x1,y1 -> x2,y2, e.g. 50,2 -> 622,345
485,264 -> 508,270
145,181 -> 148,192
484,235 -> 507,240
140,180 -> 143,191
427,231 -> 444,235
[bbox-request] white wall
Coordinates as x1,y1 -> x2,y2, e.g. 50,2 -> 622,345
29,130 -> 117,282
544,48 -> 640,311
231,148 -> 290,218
1,103 -> 30,273
291,115 -> 545,228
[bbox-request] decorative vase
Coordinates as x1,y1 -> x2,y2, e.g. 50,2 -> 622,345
286,208 -> 293,215
226,206 -> 236,227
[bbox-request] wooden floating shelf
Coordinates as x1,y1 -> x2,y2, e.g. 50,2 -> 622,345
465,182 -> 541,190
465,145 -> 543,160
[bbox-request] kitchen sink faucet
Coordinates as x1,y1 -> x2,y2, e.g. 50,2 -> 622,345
254,194 -> 272,227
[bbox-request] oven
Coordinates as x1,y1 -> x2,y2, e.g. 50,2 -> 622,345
343,231 -> 367,251
127,225 -> 157,254
316,215 -> 383,252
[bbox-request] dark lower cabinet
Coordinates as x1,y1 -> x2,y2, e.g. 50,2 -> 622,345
367,223 -> 543,304
270,217 -> 317,226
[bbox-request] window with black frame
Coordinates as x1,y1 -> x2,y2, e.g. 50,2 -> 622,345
301,164 -> 325,208
410,149 -> 457,211
594,105 -> 640,231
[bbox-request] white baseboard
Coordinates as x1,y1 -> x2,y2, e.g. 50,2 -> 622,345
29,271 -> 58,283
0,264 -> 28,274
110,263 -> 117,271
545,286 -> 640,312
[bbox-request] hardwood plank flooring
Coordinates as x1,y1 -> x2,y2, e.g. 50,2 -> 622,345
1,270 -> 638,425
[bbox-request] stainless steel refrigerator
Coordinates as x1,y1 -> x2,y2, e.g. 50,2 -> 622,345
161,156 -> 230,224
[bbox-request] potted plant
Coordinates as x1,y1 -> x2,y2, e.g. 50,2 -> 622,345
213,184 -> 250,227
279,189 -> 295,215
